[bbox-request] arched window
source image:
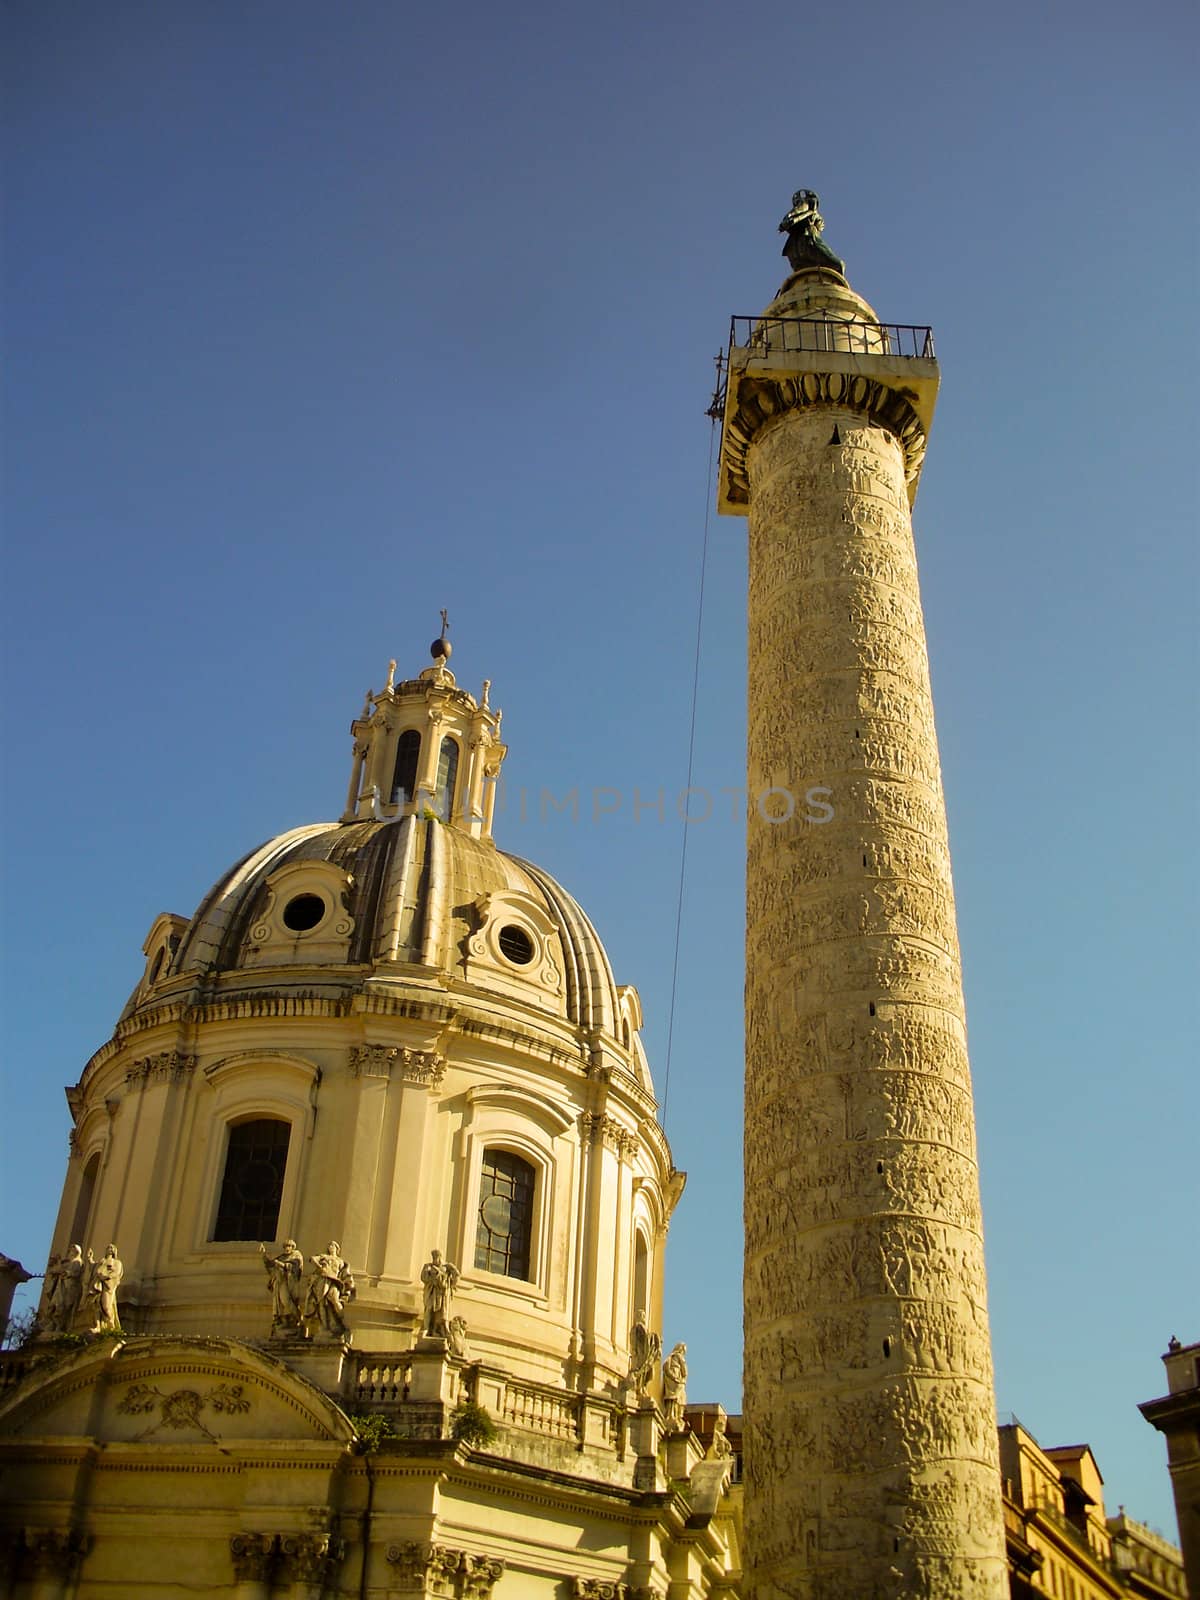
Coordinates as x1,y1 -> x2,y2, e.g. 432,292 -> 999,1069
71,1151 -> 101,1246
474,1148 -> 535,1279
391,729 -> 421,805
212,1118 -> 291,1241
436,736 -> 459,820
633,1231 -> 649,1320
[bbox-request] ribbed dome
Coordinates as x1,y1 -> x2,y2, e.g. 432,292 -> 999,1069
161,815 -> 633,1047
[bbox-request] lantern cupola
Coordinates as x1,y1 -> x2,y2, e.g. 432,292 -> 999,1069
342,628 -> 506,839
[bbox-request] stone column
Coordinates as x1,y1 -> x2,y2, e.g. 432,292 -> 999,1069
344,741 -> 366,820
577,1113 -> 623,1382
725,264 -> 1007,1598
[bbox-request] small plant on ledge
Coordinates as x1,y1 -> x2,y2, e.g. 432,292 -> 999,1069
450,1400 -> 498,1449
349,1411 -> 400,1454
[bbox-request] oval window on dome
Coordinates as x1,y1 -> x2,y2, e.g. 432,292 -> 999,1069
282,893 -> 326,933
497,924 -> 535,965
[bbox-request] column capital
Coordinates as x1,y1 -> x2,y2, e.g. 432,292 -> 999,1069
229,1531 -> 277,1583
349,1044 -> 445,1087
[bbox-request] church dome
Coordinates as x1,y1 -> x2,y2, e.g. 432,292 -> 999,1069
123,649 -> 652,1089
153,815 -> 644,1073
65,642 -> 671,1395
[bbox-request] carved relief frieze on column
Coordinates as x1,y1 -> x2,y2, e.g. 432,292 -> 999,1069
572,1580 -> 631,1599
124,1050 -> 197,1088
349,1045 -> 445,1088
728,219 -> 1007,1594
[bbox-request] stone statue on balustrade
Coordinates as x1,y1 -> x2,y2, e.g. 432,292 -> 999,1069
420,1249 -> 460,1340
662,1342 -> 688,1432
260,1239 -> 305,1337
86,1244 -> 123,1334
303,1242 -> 355,1341
627,1311 -> 662,1399
707,1411 -> 733,1460
446,1315 -> 470,1361
41,1244 -> 86,1335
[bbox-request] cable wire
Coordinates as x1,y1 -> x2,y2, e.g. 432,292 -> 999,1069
660,417 -> 719,1130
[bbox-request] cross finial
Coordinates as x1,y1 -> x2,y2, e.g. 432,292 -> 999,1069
431,611 -> 452,664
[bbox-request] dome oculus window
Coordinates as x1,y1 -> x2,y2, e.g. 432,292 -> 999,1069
282,893 -> 326,933
474,1148 -> 535,1279
497,924 -> 535,965
212,1118 -> 291,1241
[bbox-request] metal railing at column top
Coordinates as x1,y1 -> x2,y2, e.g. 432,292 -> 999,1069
730,316 -> 935,359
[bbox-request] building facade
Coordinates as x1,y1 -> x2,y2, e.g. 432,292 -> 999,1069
998,1421 -> 1187,1600
0,650 -> 742,1598
1141,1339 -> 1200,1596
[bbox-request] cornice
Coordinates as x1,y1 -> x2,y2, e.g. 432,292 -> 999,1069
74,979 -> 655,1115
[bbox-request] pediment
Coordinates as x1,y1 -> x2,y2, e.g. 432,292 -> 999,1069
0,1337 -> 355,1447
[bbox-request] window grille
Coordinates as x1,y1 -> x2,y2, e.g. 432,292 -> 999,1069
474,1149 -> 535,1279
213,1118 -> 290,1241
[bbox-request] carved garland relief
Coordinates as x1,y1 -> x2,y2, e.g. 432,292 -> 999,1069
116,1381 -> 250,1440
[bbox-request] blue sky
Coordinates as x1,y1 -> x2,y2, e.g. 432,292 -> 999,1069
3,0 -> 1196,1540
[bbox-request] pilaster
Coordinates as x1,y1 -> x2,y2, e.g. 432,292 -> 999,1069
15,1526 -> 90,1600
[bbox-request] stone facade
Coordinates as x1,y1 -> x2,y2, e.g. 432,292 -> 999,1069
1141,1338 -> 1200,1596
721,249 -> 1007,1596
999,1421 -> 1188,1600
